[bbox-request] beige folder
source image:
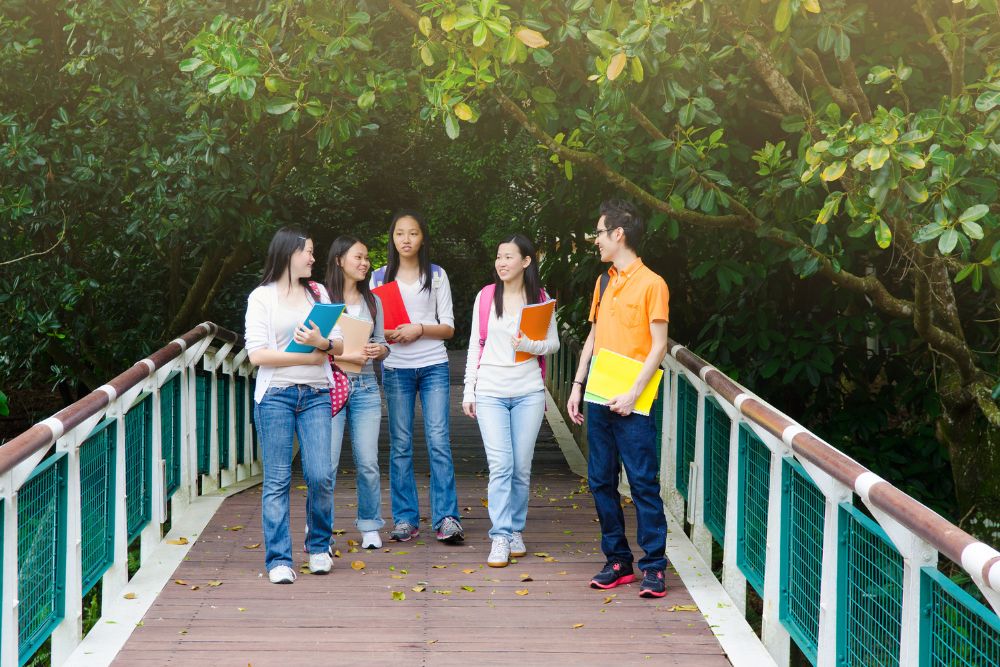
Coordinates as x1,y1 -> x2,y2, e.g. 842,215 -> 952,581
336,314 -> 374,374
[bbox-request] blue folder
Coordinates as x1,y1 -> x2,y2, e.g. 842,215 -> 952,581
284,303 -> 345,353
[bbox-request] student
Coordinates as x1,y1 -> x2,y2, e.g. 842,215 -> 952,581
462,234 -> 559,568
245,227 -> 344,584
566,200 -> 670,599
371,210 -> 464,543
325,236 -> 390,549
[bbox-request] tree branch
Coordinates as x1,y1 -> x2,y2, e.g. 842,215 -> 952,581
797,49 -> 856,114
915,0 -> 955,72
835,56 -> 872,122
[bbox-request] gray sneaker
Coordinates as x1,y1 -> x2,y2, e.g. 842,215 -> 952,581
390,521 -> 419,542
509,531 -> 526,557
436,516 -> 465,543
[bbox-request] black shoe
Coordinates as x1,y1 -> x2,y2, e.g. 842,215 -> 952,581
639,569 -> 666,598
589,561 -> 636,589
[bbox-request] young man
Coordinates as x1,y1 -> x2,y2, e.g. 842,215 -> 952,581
567,199 -> 670,598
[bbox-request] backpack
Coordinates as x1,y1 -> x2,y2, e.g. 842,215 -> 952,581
371,264 -> 444,321
477,284 -> 548,381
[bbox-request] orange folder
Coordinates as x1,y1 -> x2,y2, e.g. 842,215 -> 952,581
514,299 -> 556,363
371,281 -> 411,337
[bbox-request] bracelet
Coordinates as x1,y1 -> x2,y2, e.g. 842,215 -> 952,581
572,380 -> 584,386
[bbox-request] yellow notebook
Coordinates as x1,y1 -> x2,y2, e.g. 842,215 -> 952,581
335,314 -> 374,374
583,348 -> 663,416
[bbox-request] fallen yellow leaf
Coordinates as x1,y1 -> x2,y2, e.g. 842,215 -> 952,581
190,585 -> 201,591
412,584 -> 426,592
243,543 -> 261,550
237,607 -> 246,612
174,579 -> 188,585
480,497 -> 488,507
426,639 -> 438,645
347,539 -> 358,546
461,585 -> 476,592
515,589 -> 529,596
543,557 -> 557,563
226,525 -> 243,531
519,574 -> 533,582
572,623 -> 584,629
392,591 -> 406,601
667,604 -> 699,612
351,560 -> 366,570
123,592 -> 136,599
462,568 -> 476,574
603,595 -> 616,604
532,552 -> 549,558
432,564 -> 447,569
333,549 -> 342,558
332,529 -> 345,535
208,580 -> 222,587
167,537 -> 189,545
434,589 -> 452,595
348,547 -> 359,553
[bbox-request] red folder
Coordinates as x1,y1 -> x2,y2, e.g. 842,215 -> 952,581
372,281 -> 411,335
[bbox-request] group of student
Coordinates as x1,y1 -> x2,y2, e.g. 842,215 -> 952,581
244,200 -> 670,599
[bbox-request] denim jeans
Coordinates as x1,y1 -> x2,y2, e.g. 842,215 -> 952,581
331,373 -> 385,533
254,385 -> 334,571
382,361 -> 460,529
476,391 -> 545,539
587,403 -> 667,572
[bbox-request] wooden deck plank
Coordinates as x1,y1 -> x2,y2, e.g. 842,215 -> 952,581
113,353 -> 730,666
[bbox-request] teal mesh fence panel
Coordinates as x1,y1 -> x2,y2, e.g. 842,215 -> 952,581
217,374 -> 230,470
920,567 -> 1000,667
18,454 -> 67,666
125,396 -> 152,543
80,420 -> 116,596
702,397 -> 731,545
837,504 -> 903,666
235,375 -> 246,465
736,424 -> 770,596
675,374 -> 698,499
780,458 -> 825,665
195,371 -> 211,474
160,373 -> 182,497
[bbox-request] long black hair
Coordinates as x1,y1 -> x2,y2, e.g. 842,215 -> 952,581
385,209 -> 433,292
325,236 -> 378,318
492,234 -> 543,318
260,226 -> 311,289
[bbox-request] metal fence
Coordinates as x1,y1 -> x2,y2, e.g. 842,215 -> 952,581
0,323 -> 258,666
546,336 -> 1000,666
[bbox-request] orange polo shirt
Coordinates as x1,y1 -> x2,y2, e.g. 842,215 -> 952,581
588,258 -> 669,362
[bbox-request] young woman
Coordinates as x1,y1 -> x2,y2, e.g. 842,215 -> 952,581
462,234 -> 559,568
325,236 -> 390,549
371,210 -> 464,543
245,227 -> 344,584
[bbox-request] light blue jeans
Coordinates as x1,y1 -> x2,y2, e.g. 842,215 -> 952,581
254,385 -> 333,571
382,362 -> 460,529
331,373 -> 385,532
475,391 -> 546,539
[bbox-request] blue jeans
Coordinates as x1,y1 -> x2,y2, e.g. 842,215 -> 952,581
587,403 -> 667,572
476,391 -> 545,539
382,362 -> 460,529
331,374 -> 385,532
254,385 -> 334,571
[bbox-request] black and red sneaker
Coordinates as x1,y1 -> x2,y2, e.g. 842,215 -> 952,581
589,561 -> 636,589
639,569 -> 667,598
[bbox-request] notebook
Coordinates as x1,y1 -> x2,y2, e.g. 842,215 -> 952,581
371,281 -> 411,336
514,299 -> 556,363
284,303 -> 345,353
336,314 -> 375,373
583,348 -> 663,416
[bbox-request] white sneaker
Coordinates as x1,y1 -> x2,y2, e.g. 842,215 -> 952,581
488,537 -> 511,568
361,530 -> 382,549
268,565 -> 297,584
509,531 -> 526,557
309,550 -> 333,574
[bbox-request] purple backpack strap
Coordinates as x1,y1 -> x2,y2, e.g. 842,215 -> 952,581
371,266 -> 387,287
477,285 -> 495,368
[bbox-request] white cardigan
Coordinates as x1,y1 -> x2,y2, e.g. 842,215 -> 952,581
244,282 -> 340,404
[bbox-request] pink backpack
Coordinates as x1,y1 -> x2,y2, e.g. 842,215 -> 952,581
477,284 -> 548,381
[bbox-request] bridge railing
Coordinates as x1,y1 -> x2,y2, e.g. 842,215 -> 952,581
0,322 -> 255,667
546,336 -> 999,667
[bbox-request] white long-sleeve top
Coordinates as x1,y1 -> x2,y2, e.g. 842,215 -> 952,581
463,289 -> 560,403
244,281 -> 341,404
371,267 -> 455,369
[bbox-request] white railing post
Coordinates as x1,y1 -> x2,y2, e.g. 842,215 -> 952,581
754,424 -> 791,667
50,433 -> 82,666
797,457 -> 852,667
688,371 -> 713,565
1,472 -> 20,667
660,366 -> 685,525
721,411 -> 748,615
854,474 -> 938,666
102,403 -> 128,602
221,357 -> 238,488
141,375 -> 164,565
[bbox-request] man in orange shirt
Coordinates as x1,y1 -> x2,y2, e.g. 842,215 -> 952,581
567,199 -> 670,598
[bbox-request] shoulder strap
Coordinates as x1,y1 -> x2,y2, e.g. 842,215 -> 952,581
431,264 -> 443,321
306,280 -> 322,302
598,272 -> 610,304
477,285 -> 495,367
372,266 -> 386,287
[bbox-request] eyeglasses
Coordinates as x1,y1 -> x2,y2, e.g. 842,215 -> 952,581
587,226 -> 619,240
